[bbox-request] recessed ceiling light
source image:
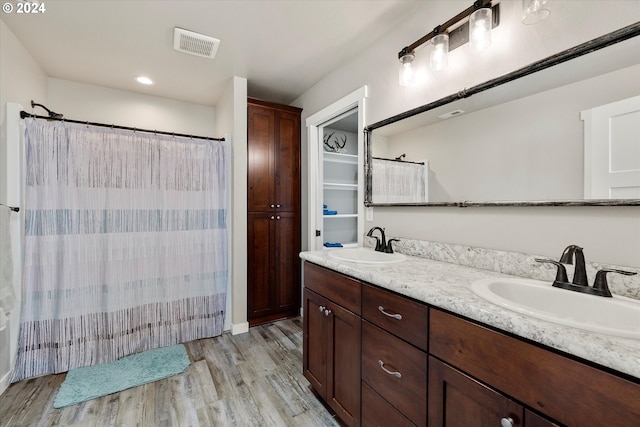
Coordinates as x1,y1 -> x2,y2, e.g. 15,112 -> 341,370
136,76 -> 154,85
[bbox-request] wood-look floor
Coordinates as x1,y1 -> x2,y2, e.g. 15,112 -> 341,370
0,318 -> 342,427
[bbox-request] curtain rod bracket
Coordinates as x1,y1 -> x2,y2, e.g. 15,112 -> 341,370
0,203 -> 20,212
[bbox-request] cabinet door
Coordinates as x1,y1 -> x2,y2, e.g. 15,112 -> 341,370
247,213 -> 275,319
303,289 -> 329,398
274,110 -> 300,212
428,356 -> 523,427
273,211 -> 300,313
248,105 -> 275,212
525,410 -> 560,427
362,321 -> 427,427
361,382 -> 416,427
326,298 -> 361,427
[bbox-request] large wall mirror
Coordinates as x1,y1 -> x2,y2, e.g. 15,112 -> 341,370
365,24 -> 640,207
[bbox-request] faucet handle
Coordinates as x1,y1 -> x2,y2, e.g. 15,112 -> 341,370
593,268 -> 637,298
535,258 -> 569,284
385,239 -> 400,254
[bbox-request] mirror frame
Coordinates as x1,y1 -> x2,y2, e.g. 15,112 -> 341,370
364,23 -> 640,207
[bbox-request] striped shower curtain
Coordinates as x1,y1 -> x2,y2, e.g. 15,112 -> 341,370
12,118 -> 229,382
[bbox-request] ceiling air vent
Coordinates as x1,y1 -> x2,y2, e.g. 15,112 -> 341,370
173,27 -> 220,59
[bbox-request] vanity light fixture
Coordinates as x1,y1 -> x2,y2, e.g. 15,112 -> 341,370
397,0 -> 499,84
469,5 -> 492,51
398,47 -> 416,86
522,0 -> 550,25
430,28 -> 449,71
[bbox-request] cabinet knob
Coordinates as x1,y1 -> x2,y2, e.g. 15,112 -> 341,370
270,216 -> 275,220
378,360 -> 402,378
378,306 -> 403,320
276,215 -> 281,220
319,305 -> 325,312
276,204 -> 281,208
500,417 -> 515,427
324,309 -> 331,316
270,204 -> 275,208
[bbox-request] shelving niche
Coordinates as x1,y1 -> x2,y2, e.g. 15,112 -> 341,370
323,151 -> 358,248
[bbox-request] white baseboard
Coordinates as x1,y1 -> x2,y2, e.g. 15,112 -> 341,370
0,369 -> 13,396
231,321 -> 249,335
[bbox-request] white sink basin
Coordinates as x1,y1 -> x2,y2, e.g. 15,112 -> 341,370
328,248 -> 406,264
472,277 -> 640,339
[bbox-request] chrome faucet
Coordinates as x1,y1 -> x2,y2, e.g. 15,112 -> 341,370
366,227 -> 386,252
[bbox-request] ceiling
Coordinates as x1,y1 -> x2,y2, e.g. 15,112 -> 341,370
2,0 -> 424,106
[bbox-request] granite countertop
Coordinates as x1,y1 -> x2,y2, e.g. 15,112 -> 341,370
299,249 -> 640,380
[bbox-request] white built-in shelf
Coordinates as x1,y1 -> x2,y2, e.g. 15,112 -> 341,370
323,182 -> 358,191
323,152 -> 358,164
323,213 -> 357,219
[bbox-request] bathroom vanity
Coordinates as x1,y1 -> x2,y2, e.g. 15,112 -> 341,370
300,249 -> 640,427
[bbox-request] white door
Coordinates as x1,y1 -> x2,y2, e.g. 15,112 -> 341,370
582,95 -> 640,199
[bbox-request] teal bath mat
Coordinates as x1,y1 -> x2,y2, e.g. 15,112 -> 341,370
54,344 -> 190,408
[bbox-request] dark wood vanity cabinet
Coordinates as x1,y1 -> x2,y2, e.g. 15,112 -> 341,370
303,265 -> 640,427
247,99 -> 301,326
429,309 -> 640,427
303,263 -> 361,427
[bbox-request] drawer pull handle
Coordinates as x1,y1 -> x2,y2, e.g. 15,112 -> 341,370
378,306 -> 402,320
500,417 -> 515,427
378,360 -> 402,378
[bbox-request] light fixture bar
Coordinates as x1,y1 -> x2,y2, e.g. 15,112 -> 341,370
397,0 -> 499,60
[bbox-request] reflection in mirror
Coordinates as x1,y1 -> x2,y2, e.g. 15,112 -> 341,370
371,157 -> 428,203
365,24 -> 640,207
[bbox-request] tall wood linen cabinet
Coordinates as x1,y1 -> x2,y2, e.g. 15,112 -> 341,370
247,99 -> 302,326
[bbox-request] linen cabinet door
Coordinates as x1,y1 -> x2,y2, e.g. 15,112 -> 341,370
303,289 -> 329,398
247,212 -> 274,320
428,356 -> 523,427
273,211 -> 300,314
247,104 -> 275,212
273,110 -> 300,212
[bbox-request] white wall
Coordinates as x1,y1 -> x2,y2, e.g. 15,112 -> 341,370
0,20 -> 48,121
293,1 -> 640,268
215,76 -> 249,334
0,19 -> 48,394
48,78 -> 215,136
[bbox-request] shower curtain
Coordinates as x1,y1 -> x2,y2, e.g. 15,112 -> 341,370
13,118 -> 230,382
371,158 -> 428,203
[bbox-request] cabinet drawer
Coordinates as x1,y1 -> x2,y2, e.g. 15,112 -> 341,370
362,284 -> 428,351
304,262 -> 361,315
361,382 -> 416,427
429,309 -> 640,427
362,321 -> 427,427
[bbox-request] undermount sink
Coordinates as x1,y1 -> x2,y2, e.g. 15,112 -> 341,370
328,247 -> 406,264
472,277 -> 640,339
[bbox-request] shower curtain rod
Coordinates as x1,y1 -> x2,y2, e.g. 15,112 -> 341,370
20,111 -> 225,142
372,156 -> 425,165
